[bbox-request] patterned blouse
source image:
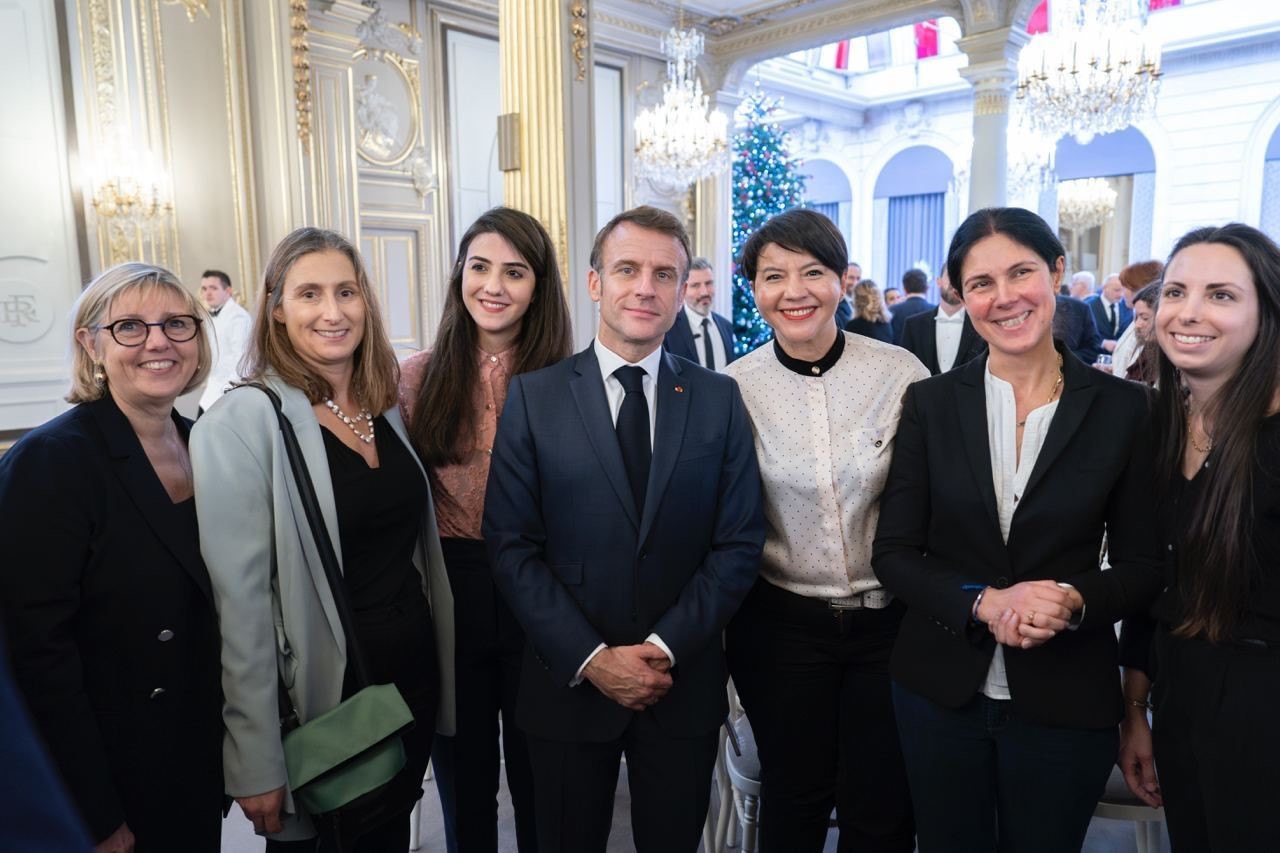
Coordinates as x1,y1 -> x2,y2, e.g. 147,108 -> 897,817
398,346 -> 515,540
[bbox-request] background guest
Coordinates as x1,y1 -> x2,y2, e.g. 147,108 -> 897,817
1086,272 -> 1134,353
873,207 -> 1163,853
1069,271 -> 1096,300
1053,291 -> 1104,366
192,228 -> 454,851
1109,260 -> 1164,380
727,208 -> 925,852
0,263 -> 223,852
1118,223 -> 1280,852
835,261 -> 861,328
889,268 -> 934,342
197,268 -> 252,415
400,207 -> 572,853
662,256 -> 737,370
844,278 -> 894,343
1122,283 -> 1160,384
883,286 -> 903,308
898,268 -> 987,375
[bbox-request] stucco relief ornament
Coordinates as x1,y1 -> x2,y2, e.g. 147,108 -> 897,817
358,0 -> 423,56
356,74 -> 400,160
797,120 -> 829,154
896,101 -> 929,139
400,146 -> 437,198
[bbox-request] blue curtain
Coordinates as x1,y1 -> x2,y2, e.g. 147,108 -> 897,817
811,202 -> 840,227
886,192 -> 945,301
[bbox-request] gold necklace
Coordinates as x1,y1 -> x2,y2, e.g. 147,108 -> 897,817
1184,397 -> 1214,454
1016,352 -> 1064,428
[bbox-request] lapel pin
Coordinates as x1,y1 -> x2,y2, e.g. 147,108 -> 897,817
675,385 -> 684,393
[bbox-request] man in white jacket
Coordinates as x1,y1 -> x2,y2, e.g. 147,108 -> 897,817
197,270 -> 251,415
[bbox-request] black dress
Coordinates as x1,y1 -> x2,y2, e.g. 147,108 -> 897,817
273,418 -> 438,853
845,315 -> 894,344
1121,414 -> 1280,851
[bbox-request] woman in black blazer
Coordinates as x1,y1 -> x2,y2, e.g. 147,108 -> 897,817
872,208 -> 1163,853
0,263 -> 223,852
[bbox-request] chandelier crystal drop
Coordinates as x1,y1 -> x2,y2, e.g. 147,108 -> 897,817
1016,0 -> 1162,146
634,26 -> 729,188
1057,178 -> 1118,231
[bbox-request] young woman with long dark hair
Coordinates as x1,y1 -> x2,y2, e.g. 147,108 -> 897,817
1118,223 -> 1280,851
398,207 -> 572,853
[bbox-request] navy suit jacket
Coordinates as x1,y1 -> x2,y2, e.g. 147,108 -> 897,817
898,307 -> 988,376
484,346 -> 765,742
1055,295 -> 1104,366
1084,294 -> 1133,341
834,297 -> 854,330
889,296 -> 935,343
663,309 -> 738,366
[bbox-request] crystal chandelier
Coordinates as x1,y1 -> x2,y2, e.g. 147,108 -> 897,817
1057,178 -> 1117,231
634,26 -> 729,188
1016,0 -> 1162,146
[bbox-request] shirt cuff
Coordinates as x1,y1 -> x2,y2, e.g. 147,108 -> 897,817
570,643 -> 607,687
1058,582 -> 1085,630
645,633 -> 676,666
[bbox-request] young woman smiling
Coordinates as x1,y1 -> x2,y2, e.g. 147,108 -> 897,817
399,207 -> 571,853
1118,223 -> 1280,852
873,207 -> 1163,853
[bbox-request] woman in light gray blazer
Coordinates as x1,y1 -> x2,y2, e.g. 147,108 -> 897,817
191,227 -> 454,851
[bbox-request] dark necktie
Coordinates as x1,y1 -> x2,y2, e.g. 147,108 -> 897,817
701,317 -> 715,371
1108,303 -> 1117,336
613,366 -> 651,514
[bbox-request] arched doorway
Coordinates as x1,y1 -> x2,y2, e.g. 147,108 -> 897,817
873,145 -> 953,299
804,158 -> 853,245
1262,124 -> 1280,242
1055,127 -> 1158,277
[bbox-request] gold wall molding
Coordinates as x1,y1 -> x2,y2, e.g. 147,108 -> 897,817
973,87 -> 1010,116
161,0 -> 209,23
571,2 -> 589,81
290,0 -> 313,145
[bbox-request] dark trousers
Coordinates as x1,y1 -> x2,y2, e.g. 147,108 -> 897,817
892,683 -> 1115,853
268,597 -> 438,853
1152,627 -> 1280,852
432,538 -> 537,853
524,710 -> 718,853
725,580 -> 914,853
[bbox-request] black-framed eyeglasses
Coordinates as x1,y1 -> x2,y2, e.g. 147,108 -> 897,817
93,315 -> 202,346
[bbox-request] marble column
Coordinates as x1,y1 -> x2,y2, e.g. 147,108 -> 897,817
499,0 -> 598,347
694,89 -> 742,322
957,27 -> 1027,213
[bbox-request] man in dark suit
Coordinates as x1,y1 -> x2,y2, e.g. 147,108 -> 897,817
1055,294 -> 1104,365
834,261 -> 861,329
898,268 -> 987,375
662,256 -> 737,370
889,268 -> 935,342
1084,273 -> 1133,353
484,206 -> 766,853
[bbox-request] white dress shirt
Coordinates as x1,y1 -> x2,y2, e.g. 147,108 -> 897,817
727,332 -> 928,600
934,306 -> 967,373
1111,323 -> 1140,379
198,298 -> 252,412
683,304 -> 728,372
573,338 -> 671,683
981,364 -> 1061,700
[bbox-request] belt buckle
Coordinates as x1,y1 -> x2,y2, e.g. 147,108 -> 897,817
828,596 -> 865,612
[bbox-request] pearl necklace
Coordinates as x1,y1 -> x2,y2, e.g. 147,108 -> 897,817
325,398 -> 375,444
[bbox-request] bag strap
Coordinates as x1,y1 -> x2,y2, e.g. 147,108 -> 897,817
243,382 -> 372,691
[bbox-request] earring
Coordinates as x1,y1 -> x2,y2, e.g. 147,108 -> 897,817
93,362 -> 106,384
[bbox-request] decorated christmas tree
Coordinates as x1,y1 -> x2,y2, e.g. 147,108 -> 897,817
731,90 -> 808,353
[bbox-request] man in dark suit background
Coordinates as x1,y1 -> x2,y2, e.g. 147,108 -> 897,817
889,268 -> 935,342
834,261 -> 861,329
484,206 -> 765,853
662,256 -> 737,370
1055,293 -> 1104,365
1084,272 -> 1133,353
899,268 -> 988,375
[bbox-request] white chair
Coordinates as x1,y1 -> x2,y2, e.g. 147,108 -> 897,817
409,760 -> 434,851
1093,765 -> 1166,853
723,715 -> 762,853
